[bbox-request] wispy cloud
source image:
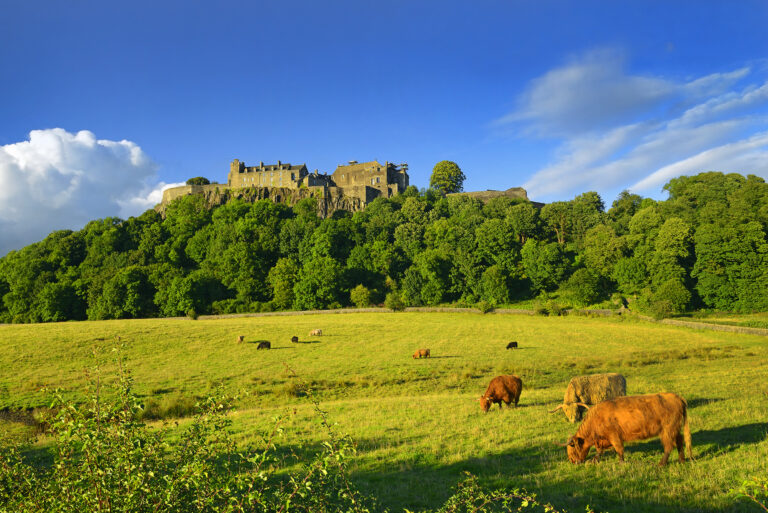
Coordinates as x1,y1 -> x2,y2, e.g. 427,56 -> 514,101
0,129 -> 178,255
496,50 -> 768,201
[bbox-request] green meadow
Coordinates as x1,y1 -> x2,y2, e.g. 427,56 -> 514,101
1,312 -> 767,512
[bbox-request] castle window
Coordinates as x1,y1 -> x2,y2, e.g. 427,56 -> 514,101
291,173 -> 295,180
376,177 -> 380,183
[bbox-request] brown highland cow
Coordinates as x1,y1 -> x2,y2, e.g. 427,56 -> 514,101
561,392 -> 692,466
479,375 -> 522,412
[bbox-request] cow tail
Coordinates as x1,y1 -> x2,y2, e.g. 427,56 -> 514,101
682,400 -> 693,460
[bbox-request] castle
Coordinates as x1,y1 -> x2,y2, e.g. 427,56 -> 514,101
159,158 -> 410,215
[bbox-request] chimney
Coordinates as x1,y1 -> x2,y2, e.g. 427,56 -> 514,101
260,161 -> 264,168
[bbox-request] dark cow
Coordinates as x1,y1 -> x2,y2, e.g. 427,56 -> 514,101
291,336 -> 299,343
560,392 -> 692,466
412,348 -> 430,359
478,375 -> 522,412
256,341 -> 271,350
506,341 -> 518,349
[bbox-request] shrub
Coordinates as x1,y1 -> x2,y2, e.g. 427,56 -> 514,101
566,268 -> 605,306
385,291 -> 405,311
350,284 -> 372,308
547,300 -> 566,316
476,300 -> 494,314
186,308 -> 198,320
533,301 -> 549,316
655,278 -> 691,314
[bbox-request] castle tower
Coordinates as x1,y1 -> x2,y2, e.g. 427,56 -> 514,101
228,159 -> 245,186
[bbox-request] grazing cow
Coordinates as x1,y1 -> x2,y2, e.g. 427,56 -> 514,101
506,341 -> 518,349
291,336 -> 299,343
237,335 -> 245,344
412,348 -> 430,359
309,329 -> 323,336
550,373 -> 626,422
256,341 -> 271,350
479,375 -> 522,412
560,392 -> 692,466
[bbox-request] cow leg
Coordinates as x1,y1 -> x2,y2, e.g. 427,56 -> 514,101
659,436 -> 675,466
675,433 -> 685,462
608,435 -> 625,463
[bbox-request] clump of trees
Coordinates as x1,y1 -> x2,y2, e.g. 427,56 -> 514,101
1,171 -> 767,323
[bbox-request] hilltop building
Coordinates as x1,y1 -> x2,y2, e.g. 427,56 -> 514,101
160,158 -> 410,215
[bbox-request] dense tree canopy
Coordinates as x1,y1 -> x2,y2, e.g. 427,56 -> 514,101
1,171 -> 767,323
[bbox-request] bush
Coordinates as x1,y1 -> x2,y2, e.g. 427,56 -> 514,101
533,301 -> 549,316
566,268 -> 605,306
350,284 -> 372,308
476,300 -> 494,314
186,308 -> 198,320
547,300 -> 566,316
655,278 -> 691,314
385,291 -> 405,311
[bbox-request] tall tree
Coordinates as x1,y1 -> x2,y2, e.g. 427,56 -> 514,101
429,161 -> 466,194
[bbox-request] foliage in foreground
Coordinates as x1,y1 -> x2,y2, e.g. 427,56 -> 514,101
0,358 -> 603,513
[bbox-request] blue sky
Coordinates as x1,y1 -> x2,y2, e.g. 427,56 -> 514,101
1,1 -> 768,253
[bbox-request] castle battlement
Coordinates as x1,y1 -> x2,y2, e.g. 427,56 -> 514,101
159,158 -> 410,215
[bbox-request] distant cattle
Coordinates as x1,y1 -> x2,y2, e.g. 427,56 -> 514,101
479,375 -> 522,412
309,329 -> 322,336
256,341 -> 271,350
291,336 -> 299,343
560,392 -> 692,465
412,348 -> 430,359
237,335 -> 245,344
550,373 -> 626,423
506,341 -> 518,349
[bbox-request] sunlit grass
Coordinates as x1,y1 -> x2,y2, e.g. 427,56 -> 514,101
1,312 -> 767,512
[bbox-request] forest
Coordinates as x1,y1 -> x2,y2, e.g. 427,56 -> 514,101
1,171 -> 767,324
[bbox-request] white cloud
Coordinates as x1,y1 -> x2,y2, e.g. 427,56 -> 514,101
631,131 -> 768,192
0,128 -> 171,255
500,51 -> 768,201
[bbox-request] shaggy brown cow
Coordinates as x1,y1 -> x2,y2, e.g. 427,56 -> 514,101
506,341 -> 518,349
291,336 -> 299,343
309,329 -> 322,336
256,341 -> 271,350
412,348 -> 430,359
479,375 -> 522,412
561,392 -> 692,466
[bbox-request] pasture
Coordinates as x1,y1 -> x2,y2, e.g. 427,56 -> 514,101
1,312 -> 767,512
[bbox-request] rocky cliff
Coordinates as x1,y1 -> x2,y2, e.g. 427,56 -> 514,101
156,184 -> 366,218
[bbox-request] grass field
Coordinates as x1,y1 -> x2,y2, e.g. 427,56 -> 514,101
1,312 -> 767,512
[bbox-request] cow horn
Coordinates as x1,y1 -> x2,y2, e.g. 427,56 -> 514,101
549,404 -> 564,414
575,402 -> 590,409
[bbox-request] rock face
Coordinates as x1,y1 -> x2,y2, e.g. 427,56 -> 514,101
156,184 -> 365,218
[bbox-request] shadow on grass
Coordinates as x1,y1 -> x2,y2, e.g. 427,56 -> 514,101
687,397 -> 724,409
347,437 -> 748,513
428,356 -> 460,359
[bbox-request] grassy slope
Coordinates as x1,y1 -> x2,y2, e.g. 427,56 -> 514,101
1,312 -> 766,512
